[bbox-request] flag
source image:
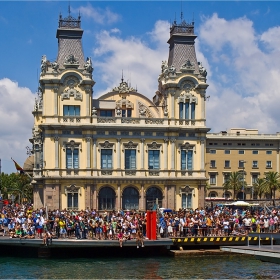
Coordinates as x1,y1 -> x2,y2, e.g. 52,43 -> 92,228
11,158 -> 24,174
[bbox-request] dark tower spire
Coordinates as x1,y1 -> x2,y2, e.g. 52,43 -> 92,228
167,19 -> 199,74
56,12 -> 85,69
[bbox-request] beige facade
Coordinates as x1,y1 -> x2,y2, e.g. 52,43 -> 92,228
30,15 -> 209,211
205,128 -> 280,199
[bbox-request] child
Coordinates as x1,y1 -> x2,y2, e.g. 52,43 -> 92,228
136,228 -> 144,248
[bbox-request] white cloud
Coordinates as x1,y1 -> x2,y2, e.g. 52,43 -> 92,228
93,20 -> 170,98
0,78 -> 34,173
76,4 -> 121,25
199,14 -> 280,133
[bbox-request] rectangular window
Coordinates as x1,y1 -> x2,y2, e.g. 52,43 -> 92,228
122,109 -> 126,118
252,174 -> 258,184
225,160 -> 230,168
127,109 -> 132,117
224,150 -> 230,154
125,149 -> 136,169
63,105 -> 80,116
252,161 -> 258,168
179,102 -> 184,119
185,102 -> 189,119
148,150 -> 160,169
252,150 -> 258,155
210,150 -> 216,154
66,148 -> 79,169
210,174 -> 216,185
239,150 -> 245,154
100,110 -> 113,117
191,102 -> 195,119
187,150 -> 193,170
266,151 -> 272,155
239,160 -> 245,168
67,193 -> 78,209
182,193 -> 192,209
101,149 -> 113,169
266,161 -> 272,168
210,160 -> 216,168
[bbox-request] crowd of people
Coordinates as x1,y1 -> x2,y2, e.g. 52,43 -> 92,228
0,203 -> 280,246
0,205 -> 146,248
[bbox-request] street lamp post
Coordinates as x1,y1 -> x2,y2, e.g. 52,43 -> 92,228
240,160 -> 246,200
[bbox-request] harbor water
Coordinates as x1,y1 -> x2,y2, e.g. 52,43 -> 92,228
0,254 -> 279,279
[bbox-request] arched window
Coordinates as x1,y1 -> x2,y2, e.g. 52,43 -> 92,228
209,192 -> 217,198
122,187 -> 139,210
146,187 -> 163,210
98,187 -> 116,210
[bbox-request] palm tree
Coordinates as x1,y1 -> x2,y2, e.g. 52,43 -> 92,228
222,171 -> 244,200
253,178 -> 269,199
264,171 -> 280,200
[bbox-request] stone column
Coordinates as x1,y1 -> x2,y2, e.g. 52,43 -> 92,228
141,183 -> 145,210
164,139 -> 168,170
117,184 -> 121,210
117,138 -> 121,169
171,92 -> 175,118
54,136 -> 59,169
93,139 -> 97,169
141,138 -> 145,169
53,87 -> 58,115
164,185 -> 168,208
170,138 -> 176,170
200,139 -> 205,170
86,137 -> 91,168
93,184 -> 97,210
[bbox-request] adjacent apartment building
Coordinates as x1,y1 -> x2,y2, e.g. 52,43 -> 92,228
205,128 -> 280,200
30,14 -> 210,211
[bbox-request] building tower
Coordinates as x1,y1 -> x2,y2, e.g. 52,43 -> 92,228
155,18 -> 210,208
31,13 -> 95,209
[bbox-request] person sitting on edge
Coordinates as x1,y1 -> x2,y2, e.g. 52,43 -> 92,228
136,228 -> 144,249
43,230 -> 52,246
117,230 -> 124,248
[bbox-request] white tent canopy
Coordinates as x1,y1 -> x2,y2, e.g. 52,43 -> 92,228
225,201 -> 259,206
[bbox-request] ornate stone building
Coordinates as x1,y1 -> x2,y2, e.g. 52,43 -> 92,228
30,14 -> 209,211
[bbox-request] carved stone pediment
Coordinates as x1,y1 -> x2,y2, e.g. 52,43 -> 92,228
61,88 -> 82,101
147,141 -> 161,150
113,81 -> 135,94
124,141 -> 138,149
180,142 -> 194,150
116,99 -> 134,109
180,185 -> 194,194
99,140 -> 114,149
66,184 -> 80,193
180,60 -> 195,73
64,54 -> 79,66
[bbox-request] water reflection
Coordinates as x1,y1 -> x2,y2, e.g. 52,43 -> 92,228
0,255 -> 279,279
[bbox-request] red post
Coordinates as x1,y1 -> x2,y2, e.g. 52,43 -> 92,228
146,211 -> 151,239
146,210 -> 157,240
151,210 -> 157,240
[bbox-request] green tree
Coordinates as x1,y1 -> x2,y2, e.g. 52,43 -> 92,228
253,178 -> 269,199
223,171 -> 245,200
0,172 -> 32,203
264,171 -> 280,199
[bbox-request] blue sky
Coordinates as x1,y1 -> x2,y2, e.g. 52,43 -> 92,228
1,1 -> 280,174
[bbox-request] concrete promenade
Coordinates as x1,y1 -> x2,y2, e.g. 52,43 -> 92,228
220,233 -> 280,264
0,236 -> 173,248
